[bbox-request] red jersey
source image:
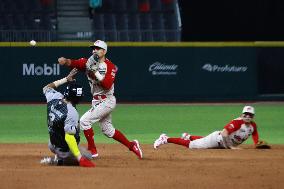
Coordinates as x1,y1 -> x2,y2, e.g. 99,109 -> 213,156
224,117 -> 259,146
70,58 -> 117,96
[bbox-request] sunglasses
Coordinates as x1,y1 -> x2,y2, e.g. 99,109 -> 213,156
243,112 -> 254,118
91,46 -> 104,51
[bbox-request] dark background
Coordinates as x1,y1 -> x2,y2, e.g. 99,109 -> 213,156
2,46 -> 284,102
179,0 -> 284,41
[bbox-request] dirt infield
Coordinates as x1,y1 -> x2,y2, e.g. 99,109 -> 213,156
1,144 -> 283,189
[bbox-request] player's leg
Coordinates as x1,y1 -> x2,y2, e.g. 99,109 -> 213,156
80,97 -> 116,158
168,138 -> 191,147
189,131 -> 221,149
80,109 -> 100,158
99,114 -> 143,159
154,134 -> 190,149
181,132 -> 204,141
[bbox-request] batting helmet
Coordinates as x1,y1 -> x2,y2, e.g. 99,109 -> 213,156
63,82 -> 83,105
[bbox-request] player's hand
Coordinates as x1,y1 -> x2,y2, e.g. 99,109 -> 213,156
66,68 -> 78,82
58,57 -> 68,65
79,156 -> 95,167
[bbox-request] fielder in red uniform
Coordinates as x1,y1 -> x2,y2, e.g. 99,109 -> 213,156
154,106 -> 259,150
58,40 -> 143,159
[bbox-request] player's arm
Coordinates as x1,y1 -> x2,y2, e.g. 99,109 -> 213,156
220,129 -> 242,149
94,63 -> 117,90
43,68 -> 78,91
221,120 -> 242,149
251,123 -> 259,146
220,128 -> 232,149
58,57 -> 87,71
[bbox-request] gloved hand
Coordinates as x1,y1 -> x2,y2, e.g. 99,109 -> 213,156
255,140 -> 271,149
79,156 -> 95,167
86,54 -> 99,72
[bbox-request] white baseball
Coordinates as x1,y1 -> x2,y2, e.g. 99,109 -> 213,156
30,40 -> 37,46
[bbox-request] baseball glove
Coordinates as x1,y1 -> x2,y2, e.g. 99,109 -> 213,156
255,140 -> 271,149
86,54 -> 99,72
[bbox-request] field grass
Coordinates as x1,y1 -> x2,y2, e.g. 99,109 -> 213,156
0,103 -> 283,144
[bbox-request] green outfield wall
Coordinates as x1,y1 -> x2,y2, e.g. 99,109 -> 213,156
0,42 -> 283,102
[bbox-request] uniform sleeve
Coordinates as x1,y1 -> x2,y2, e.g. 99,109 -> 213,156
251,122 -> 259,145
100,62 -> 117,90
43,86 -> 64,103
70,58 -> 88,71
224,120 -> 242,134
64,108 -> 79,135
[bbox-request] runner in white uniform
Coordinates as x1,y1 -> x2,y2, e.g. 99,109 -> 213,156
154,106 -> 260,150
57,40 -> 142,159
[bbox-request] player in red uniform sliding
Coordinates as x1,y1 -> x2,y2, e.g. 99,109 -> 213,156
154,106 -> 260,150
57,40 -> 142,159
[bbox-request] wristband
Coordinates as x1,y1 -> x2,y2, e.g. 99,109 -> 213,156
53,77 -> 68,87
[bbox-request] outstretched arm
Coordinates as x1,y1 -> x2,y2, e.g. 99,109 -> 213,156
58,57 -> 87,71
43,68 -> 78,90
58,57 -> 72,66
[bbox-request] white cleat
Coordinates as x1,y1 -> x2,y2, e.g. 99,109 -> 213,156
154,134 -> 169,149
181,132 -> 191,140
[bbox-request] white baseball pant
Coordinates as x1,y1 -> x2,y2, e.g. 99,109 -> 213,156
189,131 -> 225,149
80,95 -> 116,138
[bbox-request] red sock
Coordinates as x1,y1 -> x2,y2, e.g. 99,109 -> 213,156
112,129 -> 132,149
83,128 -> 97,150
190,135 -> 204,141
167,138 -> 190,147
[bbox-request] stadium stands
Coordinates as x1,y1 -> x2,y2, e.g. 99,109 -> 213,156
0,0 -> 57,41
91,0 -> 181,41
0,0 -> 181,42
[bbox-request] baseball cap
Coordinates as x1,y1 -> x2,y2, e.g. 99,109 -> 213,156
242,106 -> 255,115
90,40 -> 107,52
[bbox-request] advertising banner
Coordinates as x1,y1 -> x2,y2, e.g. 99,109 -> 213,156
0,46 -> 260,102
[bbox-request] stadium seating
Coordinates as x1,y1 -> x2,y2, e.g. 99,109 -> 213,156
0,0 -> 180,42
0,0 -> 57,41
90,0 -> 181,41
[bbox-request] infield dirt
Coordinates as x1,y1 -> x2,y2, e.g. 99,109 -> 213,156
1,144 -> 283,189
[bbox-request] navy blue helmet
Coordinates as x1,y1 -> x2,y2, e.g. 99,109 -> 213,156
63,82 -> 83,105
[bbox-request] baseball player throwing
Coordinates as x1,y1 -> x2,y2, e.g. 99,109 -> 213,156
41,68 -> 95,167
154,106 -> 261,150
57,40 -> 143,159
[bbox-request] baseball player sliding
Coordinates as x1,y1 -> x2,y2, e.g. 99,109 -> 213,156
154,106 -> 264,150
57,40 -> 143,159
41,68 -> 95,167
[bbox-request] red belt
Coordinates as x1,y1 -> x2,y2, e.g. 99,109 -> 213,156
93,95 -> 107,100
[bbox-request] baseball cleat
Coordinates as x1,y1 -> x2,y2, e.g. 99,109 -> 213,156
181,132 -> 191,140
154,133 -> 169,149
131,140 -> 143,159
